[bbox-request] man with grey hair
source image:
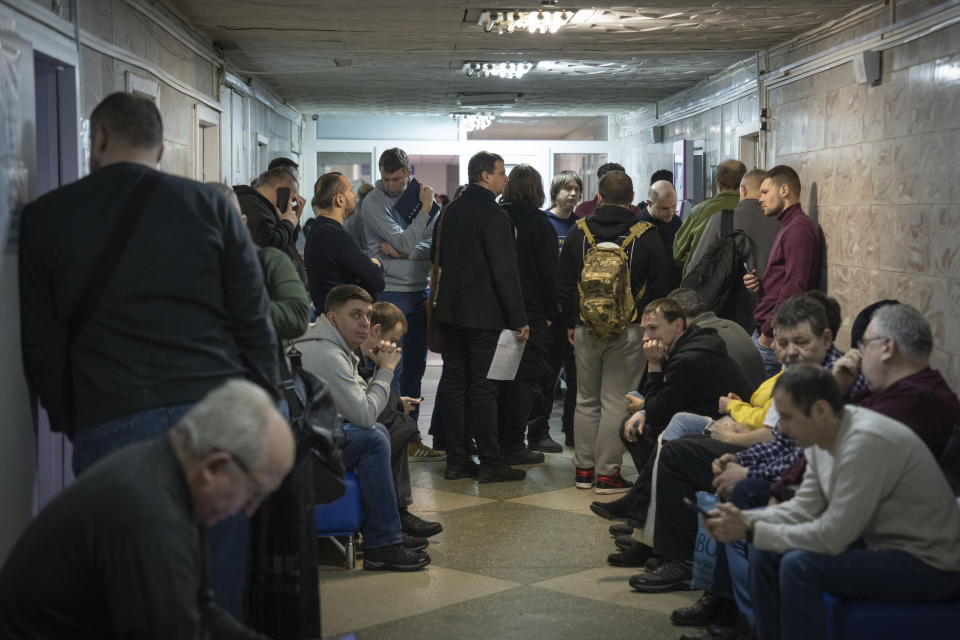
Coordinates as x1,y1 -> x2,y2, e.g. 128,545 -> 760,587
0,380 -> 293,639
235,167 -> 307,284
639,179 -> 682,288
833,302 -> 960,458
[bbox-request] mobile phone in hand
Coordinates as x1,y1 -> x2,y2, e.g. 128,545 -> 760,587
682,496 -> 712,518
276,187 -> 290,213
627,391 -> 644,401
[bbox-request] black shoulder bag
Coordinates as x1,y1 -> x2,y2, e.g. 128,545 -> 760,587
55,172 -> 160,437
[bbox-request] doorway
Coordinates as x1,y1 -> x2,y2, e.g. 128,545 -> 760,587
33,51 -> 79,508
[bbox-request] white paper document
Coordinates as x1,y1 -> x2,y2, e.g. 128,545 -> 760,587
486,329 -> 526,381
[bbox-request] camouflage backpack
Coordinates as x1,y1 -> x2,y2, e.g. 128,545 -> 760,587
576,218 -> 654,341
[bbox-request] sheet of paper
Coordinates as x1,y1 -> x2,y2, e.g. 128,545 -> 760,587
486,329 -> 526,381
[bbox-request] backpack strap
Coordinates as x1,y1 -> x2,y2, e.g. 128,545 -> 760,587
576,217 -> 597,248
720,209 -> 735,236
620,221 -> 653,250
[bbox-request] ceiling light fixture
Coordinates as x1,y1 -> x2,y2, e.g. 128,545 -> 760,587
450,113 -> 496,132
477,9 -> 576,35
464,61 -> 535,79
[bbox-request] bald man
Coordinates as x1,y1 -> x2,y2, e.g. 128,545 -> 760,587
639,180 -> 683,289
673,159 -> 747,273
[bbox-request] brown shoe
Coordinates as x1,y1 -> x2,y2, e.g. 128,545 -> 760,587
607,541 -> 655,567
408,436 -> 446,462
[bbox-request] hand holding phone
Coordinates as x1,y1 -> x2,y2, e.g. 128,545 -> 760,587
276,187 -> 291,214
682,496 -> 713,518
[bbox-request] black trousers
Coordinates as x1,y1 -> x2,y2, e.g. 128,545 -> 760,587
653,436 -> 744,561
529,321 -> 576,438
498,321 -> 548,446
438,325 -> 502,467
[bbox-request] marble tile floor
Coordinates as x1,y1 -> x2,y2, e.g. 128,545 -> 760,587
318,361 -> 702,640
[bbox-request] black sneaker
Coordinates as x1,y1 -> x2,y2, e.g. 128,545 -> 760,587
478,461 -> 526,483
363,544 -> 430,572
671,591 -> 726,627
629,559 -> 693,593
401,533 -> 429,552
608,541 -> 655,568
609,523 -> 634,537
444,460 -> 480,479
399,508 -> 443,537
614,534 -> 638,551
501,444 -> 546,465
590,492 -> 641,523
528,435 -> 563,453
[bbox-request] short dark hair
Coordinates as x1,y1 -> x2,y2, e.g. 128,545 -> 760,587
312,172 -> 346,210
378,147 -> 410,174
772,294 -> 829,337
90,92 -> 163,149
764,165 -> 802,197
667,288 -> 708,318
805,291 -> 842,339
502,164 -> 545,208
254,166 -> 298,190
716,159 -> 747,191
268,157 -> 299,171
642,298 -> 687,329
324,284 -> 374,313
773,362 -> 844,416
468,151 -> 503,184
372,301 -> 408,334
597,170 -> 633,206
650,169 -> 673,185
550,170 -> 583,204
596,162 -> 625,180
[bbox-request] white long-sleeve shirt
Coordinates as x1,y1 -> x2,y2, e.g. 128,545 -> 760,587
746,405 -> 960,572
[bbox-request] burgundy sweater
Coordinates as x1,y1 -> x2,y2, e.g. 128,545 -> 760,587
753,204 -> 824,337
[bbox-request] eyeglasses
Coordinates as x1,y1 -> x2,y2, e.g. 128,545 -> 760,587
857,336 -> 887,350
229,453 -> 266,506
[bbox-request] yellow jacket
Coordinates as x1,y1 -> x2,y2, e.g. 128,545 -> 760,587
726,371 -> 783,430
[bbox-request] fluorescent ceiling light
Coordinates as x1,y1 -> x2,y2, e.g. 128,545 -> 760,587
457,93 -> 521,107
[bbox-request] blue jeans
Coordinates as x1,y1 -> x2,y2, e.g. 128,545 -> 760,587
752,329 -> 781,379
343,423 -> 402,549
377,289 -> 428,418
662,412 -> 710,441
72,404 -> 194,475
751,546 -> 960,640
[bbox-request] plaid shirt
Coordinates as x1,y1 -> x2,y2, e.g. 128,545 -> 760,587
736,344 -> 859,479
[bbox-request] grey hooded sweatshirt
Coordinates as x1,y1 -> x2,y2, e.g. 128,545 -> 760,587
294,316 -> 393,427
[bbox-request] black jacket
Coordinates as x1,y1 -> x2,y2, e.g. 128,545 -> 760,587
19,163 -> 279,433
637,210 -> 683,290
303,216 -> 385,312
500,201 -> 559,324
235,185 -> 307,285
640,325 -> 753,435
557,204 -> 672,329
431,184 -> 527,331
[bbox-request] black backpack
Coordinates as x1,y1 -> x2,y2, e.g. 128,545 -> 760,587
681,210 -> 753,324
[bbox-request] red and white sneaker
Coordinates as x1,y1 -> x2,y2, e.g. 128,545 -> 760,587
575,467 -> 594,489
595,470 -> 634,495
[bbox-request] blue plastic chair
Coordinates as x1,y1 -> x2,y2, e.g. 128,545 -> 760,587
315,471 -> 362,568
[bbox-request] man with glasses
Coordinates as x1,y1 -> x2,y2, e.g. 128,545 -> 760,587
0,381 -> 293,639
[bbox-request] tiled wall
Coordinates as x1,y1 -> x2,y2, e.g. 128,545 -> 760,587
618,18 -> 960,391
770,22 -> 960,390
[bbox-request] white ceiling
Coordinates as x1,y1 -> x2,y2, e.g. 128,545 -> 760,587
168,1 -> 879,116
